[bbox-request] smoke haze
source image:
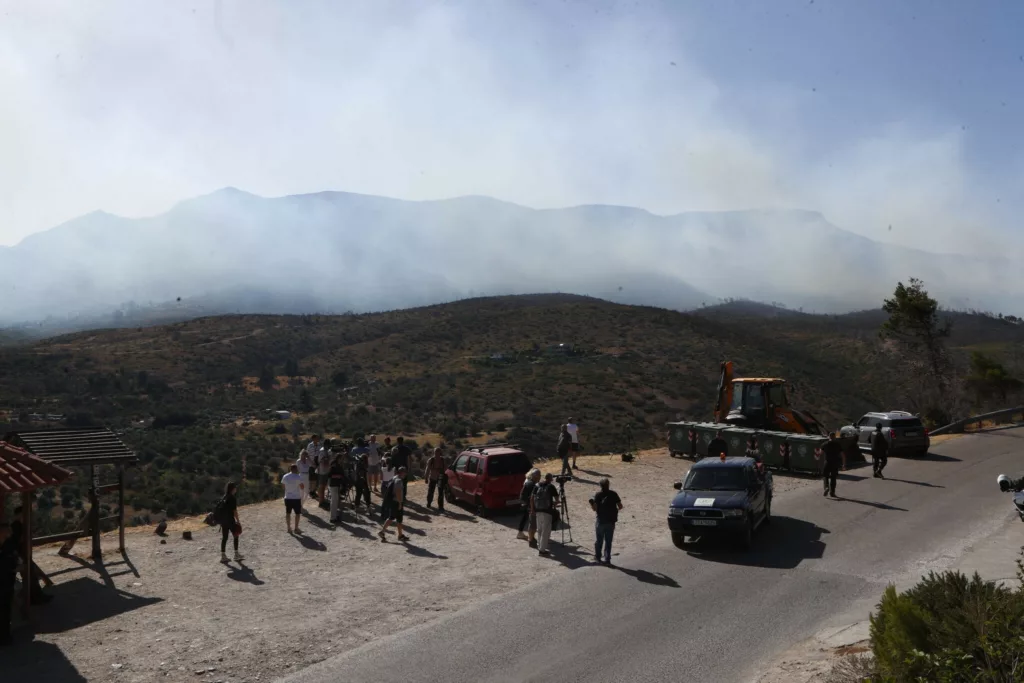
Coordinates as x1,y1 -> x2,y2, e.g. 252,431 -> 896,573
1,1 -> 1021,320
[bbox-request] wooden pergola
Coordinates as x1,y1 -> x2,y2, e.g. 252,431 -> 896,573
0,442 -> 73,615
4,428 -> 138,561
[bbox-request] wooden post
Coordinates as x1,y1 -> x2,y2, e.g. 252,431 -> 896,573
22,491 -> 31,617
118,465 -> 125,554
90,464 -> 101,561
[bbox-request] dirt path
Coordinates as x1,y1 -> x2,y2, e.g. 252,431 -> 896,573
3,449 -> 816,683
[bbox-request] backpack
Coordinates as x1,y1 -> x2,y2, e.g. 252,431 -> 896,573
381,478 -> 396,504
213,497 -> 229,525
533,483 -> 554,512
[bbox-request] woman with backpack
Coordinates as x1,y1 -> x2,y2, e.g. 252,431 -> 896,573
217,481 -> 243,563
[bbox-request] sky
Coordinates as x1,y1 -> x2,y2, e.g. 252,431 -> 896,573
1,0 -> 1022,253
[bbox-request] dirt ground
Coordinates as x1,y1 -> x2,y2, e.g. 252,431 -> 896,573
3,448 -> 819,683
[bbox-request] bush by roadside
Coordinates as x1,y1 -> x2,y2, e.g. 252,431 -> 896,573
827,548 -> 1024,682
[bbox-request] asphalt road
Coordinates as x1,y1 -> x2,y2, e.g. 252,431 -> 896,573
278,429 -> 1024,683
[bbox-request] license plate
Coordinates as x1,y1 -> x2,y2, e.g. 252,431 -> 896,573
904,431 -> 919,437
690,519 -> 717,526
507,499 -> 522,506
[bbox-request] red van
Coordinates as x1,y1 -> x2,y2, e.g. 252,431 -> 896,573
445,446 -> 533,516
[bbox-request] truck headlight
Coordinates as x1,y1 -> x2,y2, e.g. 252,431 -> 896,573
723,509 -> 745,518
669,507 -> 683,517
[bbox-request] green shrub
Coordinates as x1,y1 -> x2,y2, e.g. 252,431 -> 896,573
869,569 -> 1024,682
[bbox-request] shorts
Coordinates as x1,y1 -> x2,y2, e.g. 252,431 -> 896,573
285,498 -> 301,514
369,465 -> 381,475
571,442 -> 580,452
388,506 -> 404,523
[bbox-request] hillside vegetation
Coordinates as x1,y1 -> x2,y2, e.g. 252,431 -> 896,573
1,294 -> 1020,526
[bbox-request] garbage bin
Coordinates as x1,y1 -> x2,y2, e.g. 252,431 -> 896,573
723,427 -> 757,459
666,422 -> 694,457
755,430 -> 789,470
787,434 -> 828,473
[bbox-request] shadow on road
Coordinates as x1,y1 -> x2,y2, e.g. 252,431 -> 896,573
30,576 -> 163,634
0,638 -> 87,682
227,562 -> 266,586
546,542 -> 593,569
403,542 -> 448,560
292,533 -> 327,551
685,516 -> 829,570
608,564 -> 680,588
834,497 -> 908,512
883,477 -> 944,489
335,520 -> 375,539
915,452 -> 961,462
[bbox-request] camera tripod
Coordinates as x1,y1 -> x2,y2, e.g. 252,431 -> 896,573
556,478 -> 573,544
621,423 -> 637,462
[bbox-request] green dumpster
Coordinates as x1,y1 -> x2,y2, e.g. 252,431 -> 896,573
722,428 -> 757,459
666,422 -> 695,457
694,423 -> 729,458
755,430 -> 789,470
787,434 -> 828,473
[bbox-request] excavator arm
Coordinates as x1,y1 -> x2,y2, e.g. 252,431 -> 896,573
714,361 -> 734,423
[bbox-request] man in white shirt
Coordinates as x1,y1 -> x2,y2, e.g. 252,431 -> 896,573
317,438 -> 332,501
281,464 -> 305,533
366,434 -> 382,492
566,418 -> 581,469
305,434 -> 322,500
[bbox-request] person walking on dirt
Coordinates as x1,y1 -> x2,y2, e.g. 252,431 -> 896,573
557,425 -> 573,477
328,454 -> 346,523
870,424 -> 889,479
296,448 -> 313,503
282,464 -> 305,533
367,434 -> 383,492
0,522 -> 17,647
708,430 -> 729,460
379,467 -> 409,542
217,481 -> 243,563
589,478 -> 623,565
352,444 -> 372,510
819,432 -> 847,498
566,417 -> 581,469
531,472 -> 559,556
518,469 -> 541,543
424,448 -> 446,511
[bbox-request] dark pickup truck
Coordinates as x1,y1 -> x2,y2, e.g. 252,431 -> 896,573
667,456 -> 773,550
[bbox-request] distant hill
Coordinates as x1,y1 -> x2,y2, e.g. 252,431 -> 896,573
2,187 -> 1021,327
1,293 -> 1020,525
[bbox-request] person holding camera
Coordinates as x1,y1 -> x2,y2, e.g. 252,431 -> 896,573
531,472 -> 559,556
589,478 -> 623,565
517,469 -> 541,544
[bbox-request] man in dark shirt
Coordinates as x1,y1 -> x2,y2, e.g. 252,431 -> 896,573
819,432 -> 847,498
352,448 -> 372,510
9,511 -> 50,604
707,430 -> 729,460
424,448 -> 446,511
0,522 -> 17,645
557,425 -> 573,477
870,424 -> 889,479
328,454 -> 347,522
589,478 -> 623,565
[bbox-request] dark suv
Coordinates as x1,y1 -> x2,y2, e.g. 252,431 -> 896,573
667,456 -> 772,550
847,411 -> 930,457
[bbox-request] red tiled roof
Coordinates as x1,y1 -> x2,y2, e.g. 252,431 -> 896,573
0,442 -> 73,494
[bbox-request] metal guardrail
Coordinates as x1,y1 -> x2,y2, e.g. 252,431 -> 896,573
930,405 -> 1024,436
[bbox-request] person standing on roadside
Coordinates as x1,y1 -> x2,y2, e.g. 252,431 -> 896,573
352,443 -> 372,510
566,417 -> 581,469
819,432 -> 847,498
305,434 -> 322,500
328,453 -> 346,523
870,424 -> 889,479
518,469 -> 541,544
379,467 -> 410,542
424,447 -> 446,511
589,478 -> 623,565
557,425 -> 573,477
0,522 -> 17,647
296,447 -> 313,503
367,434 -> 383,492
531,472 -> 559,556
317,438 -> 333,501
217,481 -> 243,563
282,464 -> 305,533
708,430 -> 729,460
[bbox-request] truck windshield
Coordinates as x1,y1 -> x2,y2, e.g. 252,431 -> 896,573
685,467 -> 748,491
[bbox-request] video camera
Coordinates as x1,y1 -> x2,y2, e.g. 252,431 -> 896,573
554,474 -> 572,485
